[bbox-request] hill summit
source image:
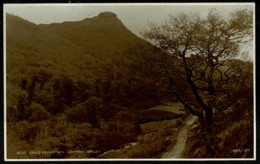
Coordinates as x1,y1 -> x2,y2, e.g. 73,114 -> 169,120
36,11 -> 142,56
98,11 -> 117,19
6,11 -> 147,109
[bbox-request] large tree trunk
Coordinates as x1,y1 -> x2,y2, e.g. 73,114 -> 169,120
182,57 -> 214,131
204,108 -> 213,132
199,108 -> 213,133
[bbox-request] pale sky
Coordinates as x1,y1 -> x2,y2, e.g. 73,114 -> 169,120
4,3 -> 254,61
4,3 -> 254,36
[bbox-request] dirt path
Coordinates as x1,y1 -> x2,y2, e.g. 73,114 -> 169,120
162,115 -> 198,158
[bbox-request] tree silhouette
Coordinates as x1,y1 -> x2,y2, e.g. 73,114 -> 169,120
140,8 -> 253,131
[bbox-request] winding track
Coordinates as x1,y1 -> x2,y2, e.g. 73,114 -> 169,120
162,115 -> 198,158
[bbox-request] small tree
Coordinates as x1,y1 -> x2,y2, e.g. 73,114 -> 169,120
139,8 -> 253,130
66,96 -> 104,127
27,102 -> 51,122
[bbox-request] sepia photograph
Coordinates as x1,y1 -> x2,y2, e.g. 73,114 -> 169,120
4,3 -> 255,161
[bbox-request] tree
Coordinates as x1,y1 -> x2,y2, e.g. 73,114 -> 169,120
66,96 -> 103,127
26,102 -> 51,122
139,8 -> 253,130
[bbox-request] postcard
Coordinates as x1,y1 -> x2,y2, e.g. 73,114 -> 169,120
4,3 -> 255,161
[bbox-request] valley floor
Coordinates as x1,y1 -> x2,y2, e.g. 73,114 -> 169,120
97,103 -> 196,158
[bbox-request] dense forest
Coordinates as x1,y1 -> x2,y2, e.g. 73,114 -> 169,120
6,12 -> 170,158
6,9 -> 254,159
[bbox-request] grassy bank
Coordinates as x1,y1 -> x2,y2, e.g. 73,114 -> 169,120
98,115 -> 187,158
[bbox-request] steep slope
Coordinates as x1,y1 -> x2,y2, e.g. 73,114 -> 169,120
6,12 -> 150,158
38,12 -> 141,57
6,12 -> 142,80
6,12 -> 147,119
6,12 -> 145,84
6,13 -> 96,80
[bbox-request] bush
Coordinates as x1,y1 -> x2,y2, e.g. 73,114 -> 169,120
26,102 -> 51,122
